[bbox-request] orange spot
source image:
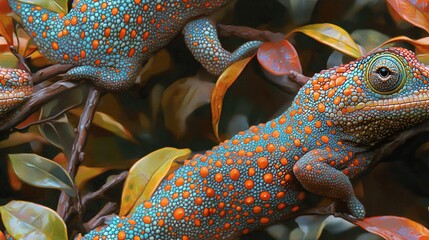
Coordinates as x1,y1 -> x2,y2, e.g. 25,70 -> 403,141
294,139 -> 301,147
160,198 -> 169,207
195,197 -> 202,205
321,135 -> 329,143
244,179 -> 254,189
304,126 -> 312,134
112,7 -> 118,15
118,231 -> 126,240
257,157 -> 268,169
266,143 -> 276,153
253,206 -> 262,214
143,31 -> 149,40
128,48 -> 135,57
124,14 -> 130,23
315,121 -> 322,128
230,168 -> 240,181
260,217 -> 270,224
92,39 -> 99,49
200,167 -> 209,178
119,28 -> 126,39
318,103 -> 325,112
260,191 -> 271,201
175,177 -> 184,187
206,188 -> 215,197
28,16 -> 33,23
263,173 -> 273,184
80,50 -> 86,58
306,164 -> 312,171
71,16 -> 78,25
41,13 -> 48,22
244,196 -> 255,205
248,168 -> 255,176
80,4 -> 87,12
173,208 -> 185,220
137,15 -> 143,24
104,28 -> 111,37
286,125 -> 293,134
143,216 -> 151,224
215,173 -> 223,182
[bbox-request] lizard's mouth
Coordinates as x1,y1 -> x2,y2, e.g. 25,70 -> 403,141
347,92 -> 429,112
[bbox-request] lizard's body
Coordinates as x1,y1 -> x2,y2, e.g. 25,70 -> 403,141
75,48 -> 429,239
7,0 -> 260,92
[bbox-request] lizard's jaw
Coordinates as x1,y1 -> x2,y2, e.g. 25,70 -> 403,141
345,91 -> 429,112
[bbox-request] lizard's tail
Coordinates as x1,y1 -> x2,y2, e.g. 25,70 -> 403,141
8,0 -> 69,63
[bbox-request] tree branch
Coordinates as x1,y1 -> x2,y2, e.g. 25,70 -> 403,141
57,86 -> 102,224
32,64 -> 74,84
83,202 -> 118,232
0,80 -> 82,136
82,171 -> 128,206
217,24 -> 285,42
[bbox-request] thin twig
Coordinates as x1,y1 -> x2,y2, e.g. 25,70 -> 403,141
83,202 -> 118,232
217,24 -> 285,42
0,80 -> 82,136
32,64 -> 74,84
14,103 -> 81,131
82,171 -> 128,205
57,86 -> 102,224
9,46 -> 31,73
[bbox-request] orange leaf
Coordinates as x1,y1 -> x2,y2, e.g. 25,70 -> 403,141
0,14 -> 13,46
211,55 -> 254,141
0,0 -> 12,14
387,0 -> 429,33
286,23 -> 362,59
355,216 -> 429,240
257,40 -> 302,76
379,36 -> 429,54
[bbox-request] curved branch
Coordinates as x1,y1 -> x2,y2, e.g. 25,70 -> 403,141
32,64 -> 75,84
217,24 -> 285,42
0,80 -> 83,136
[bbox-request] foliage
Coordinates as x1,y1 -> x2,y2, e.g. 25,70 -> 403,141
0,0 -> 428,239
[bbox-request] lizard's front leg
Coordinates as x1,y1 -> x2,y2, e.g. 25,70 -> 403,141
293,149 -> 372,220
183,17 -> 262,75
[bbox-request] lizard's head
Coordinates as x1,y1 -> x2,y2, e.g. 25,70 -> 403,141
0,68 -> 33,119
301,47 -> 429,145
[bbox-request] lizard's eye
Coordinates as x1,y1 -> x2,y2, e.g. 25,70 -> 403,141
365,53 -> 407,95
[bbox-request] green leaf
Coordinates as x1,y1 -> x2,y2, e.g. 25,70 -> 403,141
120,147 -> 191,216
287,23 -> 362,59
9,154 -> 76,197
0,201 -> 67,240
70,108 -> 139,144
162,74 -> 215,138
0,52 -> 18,68
17,0 -> 68,14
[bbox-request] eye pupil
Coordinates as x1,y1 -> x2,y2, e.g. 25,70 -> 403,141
378,67 -> 390,78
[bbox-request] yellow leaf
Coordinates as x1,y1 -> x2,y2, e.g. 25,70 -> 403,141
119,147 -> 191,216
17,0 -> 68,14
75,166 -> 111,190
70,109 -> 138,144
287,23 -> 362,59
211,56 -> 254,141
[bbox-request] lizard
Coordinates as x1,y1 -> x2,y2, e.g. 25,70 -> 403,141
73,47 -> 429,240
7,0 -> 262,92
0,67 -> 32,119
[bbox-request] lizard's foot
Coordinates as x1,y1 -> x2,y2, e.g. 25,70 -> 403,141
346,196 -> 365,220
66,65 -> 139,92
184,17 -> 262,75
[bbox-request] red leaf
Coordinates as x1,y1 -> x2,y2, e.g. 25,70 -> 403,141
387,0 -> 429,33
257,40 -> 302,76
355,216 -> 429,240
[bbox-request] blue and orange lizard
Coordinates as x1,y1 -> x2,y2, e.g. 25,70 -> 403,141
73,48 -> 429,239
6,0 -> 261,92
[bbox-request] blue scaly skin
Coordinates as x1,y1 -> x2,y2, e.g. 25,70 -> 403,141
8,0 -> 262,92
0,67 -> 32,119
75,48 -> 429,239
